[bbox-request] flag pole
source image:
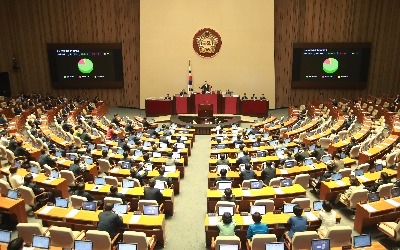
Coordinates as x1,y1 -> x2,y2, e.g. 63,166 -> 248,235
188,59 -> 193,93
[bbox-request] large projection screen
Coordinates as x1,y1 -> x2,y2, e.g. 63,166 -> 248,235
140,0 -> 275,109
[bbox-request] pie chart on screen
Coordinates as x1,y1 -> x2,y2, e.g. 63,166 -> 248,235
78,58 -> 94,74
323,58 -> 339,74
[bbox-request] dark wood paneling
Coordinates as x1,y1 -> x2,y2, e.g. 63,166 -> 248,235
275,0 -> 400,107
0,0 -> 140,107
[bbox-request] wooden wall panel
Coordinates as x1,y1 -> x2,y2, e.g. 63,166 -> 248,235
0,0 -> 140,108
275,0 -> 400,107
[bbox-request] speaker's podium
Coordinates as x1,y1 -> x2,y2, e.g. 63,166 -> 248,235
198,104 -> 213,118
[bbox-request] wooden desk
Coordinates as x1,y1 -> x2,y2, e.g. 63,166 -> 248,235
331,242 -> 387,250
284,119 -> 319,139
84,184 -> 175,215
354,196 -> 400,234
0,197 -> 27,223
303,117 -> 344,147
35,205 -> 166,247
204,212 -> 340,247
319,168 -> 397,201
358,134 -> 399,164
145,99 -> 174,117
206,184 -> 306,213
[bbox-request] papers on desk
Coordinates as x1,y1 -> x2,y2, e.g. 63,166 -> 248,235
308,165 -> 315,169
109,153 -> 115,157
1,167 -> 9,172
273,187 -> 284,195
362,204 -> 377,213
304,212 -> 318,221
385,199 -> 400,207
129,215 -> 141,224
120,188 -> 129,194
280,169 -> 288,175
242,190 -> 251,197
208,216 -> 219,226
382,143 -> 390,146
358,176 -> 370,182
42,179 -> 53,184
22,247 -> 35,250
38,206 -> 54,215
335,180 -> 346,186
376,145 -> 384,149
242,216 -> 254,225
66,209 -> 80,218
110,167 -> 119,173
251,158 -> 258,162
389,136 -> 397,140
57,159 -> 66,164
363,152 -> 372,156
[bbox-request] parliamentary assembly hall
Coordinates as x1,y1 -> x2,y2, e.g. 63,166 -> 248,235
0,0 -> 400,249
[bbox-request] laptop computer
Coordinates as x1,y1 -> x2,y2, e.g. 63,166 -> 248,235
248,134 -> 256,140
313,200 -> 323,211
283,203 -> 297,214
84,157 -> 94,165
368,192 -> 380,202
216,144 -> 226,149
159,142 -> 167,148
7,189 -> 18,199
172,152 -> 180,159
0,230 -> 11,244
250,180 -> 263,189
353,234 -> 371,248
257,151 -> 267,157
375,164 -> 383,171
14,161 -> 21,168
32,235 -> 51,249
113,204 -> 128,214
164,165 -> 176,173
354,168 -> 364,176
94,177 -> 106,186
276,149 -> 285,158
293,147 -> 299,154
50,170 -> 59,179
55,151 -> 62,158
134,150 -> 143,157
284,160 -> 296,168
311,239 -> 330,250
116,148 -> 124,155
30,165 -> 39,174
269,140 -> 277,146
321,155 -> 331,163
252,142 -> 260,147
219,244 -> 239,250
120,161 -> 131,169
65,136 -> 71,142
122,179 -> 134,188
87,143 -> 95,150
143,141 -> 152,147
309,144 -> 316,151
340,152 -> 346,159
68,154 -> 76,161
331,172 -> 342,181
216,165 -> 230,173
176,143 -> 185,149
391,187 -> 400,198
284,138 -> 291,144
280,178 -> 293,187
217,181 -> 232,190
333,137 -> 339,143
101,146 -> 109,152
265,242 -> 284,250
155,180 -> 166,190
180,136 -> 188,141
152,152 -> 162,158
118,243 -> 138,250
218,206 -> 234,216
74,240 -> 93,250
143,205 -> 159,215
82,201 -> 97,211
308,131 -> 314,137
304,158 -> 314,166
55,197 -> 69,208
250,205 -> 266,215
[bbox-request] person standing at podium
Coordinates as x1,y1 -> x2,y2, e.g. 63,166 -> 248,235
200,81 -> 212,94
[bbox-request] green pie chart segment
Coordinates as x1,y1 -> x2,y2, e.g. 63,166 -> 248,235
78,58 -> 94,74
322,58 -> 339,74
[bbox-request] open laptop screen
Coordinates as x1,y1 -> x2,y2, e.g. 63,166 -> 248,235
155,180 -> 166,190
313,200 -> 323,211
250,205 -> 266,215
311,239 -> 330,250
164,165 -> 176,173
74,240 -> 93,250
7,189 -> 18,199
55,197 -> 69,208
391,187 -> 400,198
84,158 -> 94,165
353,234 -> 371,248
250,180 -> 263,189
143,205 -> 159,215
122,179 -> 134,188
354,168 -> 364,176
283,203 -> 297,214
113,204 -> 128,214
284,160 -> 296,168
265,242 -> 284,250
331,173 -> 342,181
280,178 -> 293,187
217,181 -> 232,190
82,201 -> 97,211
219,244 -> 239,250
120,161 -> 131,169
118,243 -> 138,250
321,155 -> 331,163
32,235 -> 50,249
94,177 -> 106,185
0,230 -> 11,243
218,206 -> 234,216
368,192 -> 380,202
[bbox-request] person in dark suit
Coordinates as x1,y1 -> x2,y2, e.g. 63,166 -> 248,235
200,81 -> 212,94
236,150 -> 251,165
250,94 -> 257,100
141,117 -> 151,128
179,89 -> 187,96
7,135 -> 17,152
311,144 -> 325,161
69,158 -> 85,177
14,141 -> 30,160
24,174 -> 54,204
143,178 -> 163,204
106,185 -> 127,204
261,161 -> 276,185
214,168 -> 231,186
73,183 -> 94,202
294,143 -> 309,163
38,149 -> 56,167
394,94 -> 400,104
312,163 -> 335,193
164,94 -> 172,100
79,128 -> 92,143
220,188 -> 236,202
97,203 -> 124,239
111,114 -> 122,127
239,163 -> 257,181
0,114 -> 7,126
345,137 -> 358,155
241,93 -> 248,100
366,172 -> 392,193
233,135 -> 244,145
216,154 -> 229,165
130,166 -> 148,186
124,120 -> 134,134
155,166 -> 172,187
13,105 -> 22,116
260,94 -> 267,100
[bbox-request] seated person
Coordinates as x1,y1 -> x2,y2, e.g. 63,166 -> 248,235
236,150 -> 251,165
0,114 -> 7,126
332,153 -> 344,172
7,237 -> 24,250
217,212 -> 236,236
73,183 -> 94,202
311,163 -> 335,192
130,165 -> 148,187
79,128 -> 92,143
120,151 -> 134,164
165,151 -> 178,166
285,205 -> 307,239
345,137 -> 358,155
106,185 -> 127,204
9,166 -> 23,189
260,94 -> 267,100
250,94 -> 257,100
366,172 -> 392,193
38,148 -> 56,167
69,158 -> 85,178
239,163 -> 257,181
24,174 -> 55,205
233,135 -> 244,145
336,176 -> 364,205
164,94 -> 172,100
216,154 -> 229,165
220,188 -> 236,202
143,178 -> 163,205
155,166 -> 173,187
317,201 -> 336,237
97,203 -> 123,239
215,168 -> 231,186
247,212 -> 268,240
261,161 -> 276,185
106,124 -> 116,140
241,93 -> 249,100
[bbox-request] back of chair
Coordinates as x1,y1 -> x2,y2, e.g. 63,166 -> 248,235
269,177 -> 283,187
349,145 -> 361,158
73,136 -> 82,148
0,145 -> 7,158
71,195 -> 87,208
29,161 -> 42,173
0,179 -> 11,197
104,197 -> 123,205
325,226 -> 352,247
385,152 -> 397,168
377,183 -> 394,198
138,200 -> 158,212
123,231 -> 148,250
358,163 -> 370,173
18,186 -> 35,206
60,170 -> 76,186
17,223 -> 45,245
319,138 -> 331,149
98,159 -> 111,173
5,149 -> 15,164
85,230 -> 112,250
48,226 -> 75,248
104,176 -> 119,186
43,164 -> 52,176
214,236 -> 240,250
251,234 -> 277,249
338,168 -> 351,178
349,189 -> 368,208
291,198 -> 310,210
291,231 -> 319,250
293,174 -> 310,189
254,199 -> 274,213
242,179 -> 258,189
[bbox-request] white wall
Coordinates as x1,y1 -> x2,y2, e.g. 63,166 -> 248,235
140,0 -> 275,109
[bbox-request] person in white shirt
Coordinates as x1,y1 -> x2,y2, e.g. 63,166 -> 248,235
9,166 -> 24,189
317,200 -> 337,237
